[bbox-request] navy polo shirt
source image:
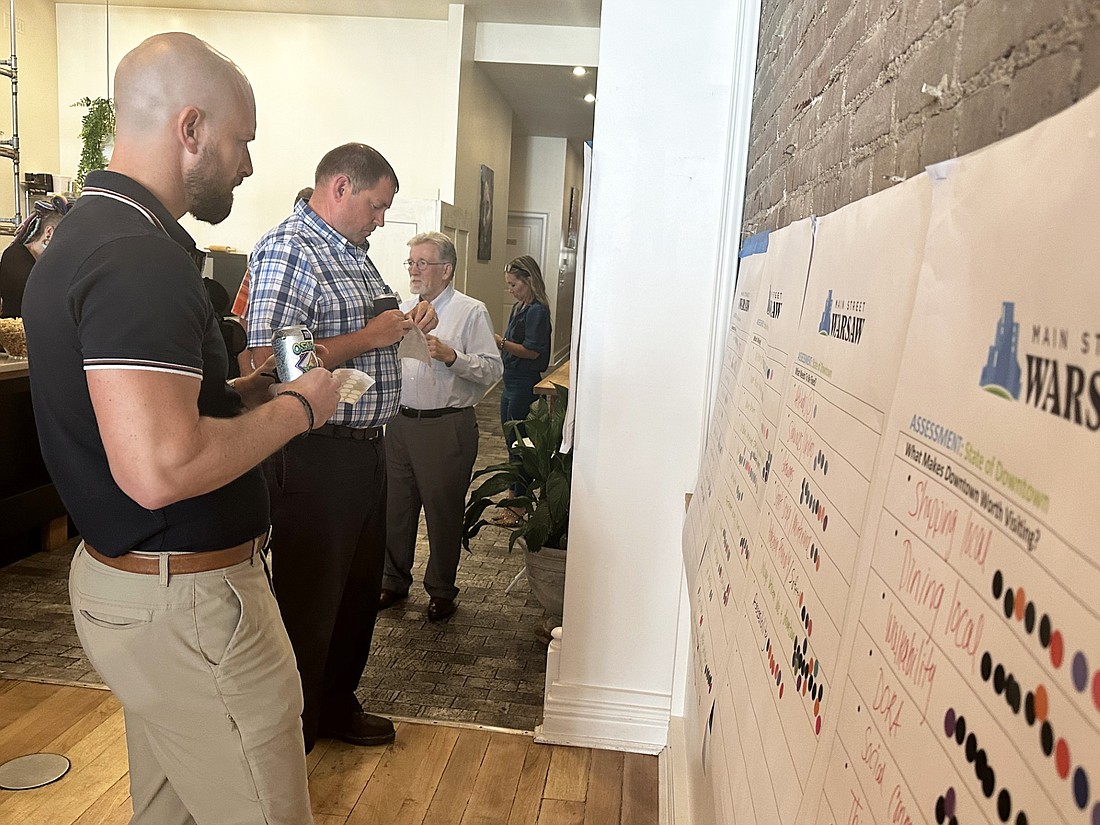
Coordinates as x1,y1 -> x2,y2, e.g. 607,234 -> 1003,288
23,171 -> 269,555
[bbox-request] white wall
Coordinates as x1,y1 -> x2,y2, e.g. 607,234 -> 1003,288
55,4 -> 455,267
539,0 -> 739,753
451,7 -> 514,331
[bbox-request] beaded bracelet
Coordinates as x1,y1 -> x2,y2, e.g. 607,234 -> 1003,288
277,390 -> 314,435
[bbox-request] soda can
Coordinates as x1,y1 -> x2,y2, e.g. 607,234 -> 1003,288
273,325 -> 318,383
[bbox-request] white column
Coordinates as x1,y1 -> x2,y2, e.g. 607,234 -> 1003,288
538,0 -> 752,753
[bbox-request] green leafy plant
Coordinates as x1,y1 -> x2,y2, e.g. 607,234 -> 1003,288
462,385 -> 571,552
73,96 -> 115,193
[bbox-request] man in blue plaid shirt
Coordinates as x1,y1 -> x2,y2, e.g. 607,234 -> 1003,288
247,143 -> 436,753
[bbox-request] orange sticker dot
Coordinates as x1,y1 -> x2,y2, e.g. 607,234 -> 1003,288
1015,588 -> 1026,621
1034,684 -> 1049,721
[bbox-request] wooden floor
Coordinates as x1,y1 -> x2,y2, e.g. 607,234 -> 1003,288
0,679 -> 659,824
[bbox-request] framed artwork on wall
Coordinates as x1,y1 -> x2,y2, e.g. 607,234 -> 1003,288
566,186 -> 579,249
478,164 -> 494,261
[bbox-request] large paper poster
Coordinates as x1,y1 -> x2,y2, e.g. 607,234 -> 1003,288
684,237 -> 770,738
817,90 -> 1100,825
723,176 -> 933,824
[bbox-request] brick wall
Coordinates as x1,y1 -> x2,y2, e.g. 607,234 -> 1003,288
742,0 -> 1100,233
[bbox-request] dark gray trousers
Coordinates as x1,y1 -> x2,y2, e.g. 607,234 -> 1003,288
383,408 -> 479,600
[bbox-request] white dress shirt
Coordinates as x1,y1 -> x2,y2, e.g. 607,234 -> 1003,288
399,284 -> 502,410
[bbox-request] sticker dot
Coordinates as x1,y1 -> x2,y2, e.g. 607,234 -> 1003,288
944,708 -> 956,737
815,715 -> 821,734
1072,652 -> 1089,692
1016,813 -> 1028,825
1051,631 -> 1065,668
1006,678 -> 1021,714
1039,615 -> 1052,647
1035,685 -> 1049,721
956,715 -> 967,745
1092,803 -> 1100,825
1024,692 -> 1036,726
994,664 -> 1006,694
1004,589 -> 1015,618
1024,602 -> 1036,634
965,732 -> 977,762
992,570 -> 1004,599
1074,767 -> 1089,809
997,788 -> 1012,822
944,788 -> 955,818
1015,588 -> 1025,621
1040,721 -> 1054,756
1093,671 -> 1100,712
1056,738 -> 1071,779
981,652 -> 993,681
935,796 -> 946,824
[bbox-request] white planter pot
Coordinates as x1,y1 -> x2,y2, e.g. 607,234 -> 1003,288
522,544 -> 567,618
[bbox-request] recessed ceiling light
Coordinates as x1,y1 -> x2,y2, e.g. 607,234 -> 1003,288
573,66 -> 587,76
583,93 -> 596,103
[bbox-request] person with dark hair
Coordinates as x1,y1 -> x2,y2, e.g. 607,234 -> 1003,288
492,255 -> 552,526
247,142 -> 436,753
0,195 -> 69,317
22,32 -> 341,824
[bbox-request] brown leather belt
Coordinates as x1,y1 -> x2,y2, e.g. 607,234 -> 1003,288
84,538 -> 257,575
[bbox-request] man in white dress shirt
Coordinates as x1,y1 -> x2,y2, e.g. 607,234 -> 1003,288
380,231 -> 502,621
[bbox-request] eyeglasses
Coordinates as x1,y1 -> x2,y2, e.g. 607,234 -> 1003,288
404,259 -> 447,272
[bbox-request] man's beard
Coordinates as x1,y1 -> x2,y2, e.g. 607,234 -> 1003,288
185,147 -> 235,225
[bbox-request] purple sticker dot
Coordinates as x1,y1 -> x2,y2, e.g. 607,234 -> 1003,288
1073,651 -> 1089,692
1092,802 -> 1100,825
944,708 -> 956,737
945,787 -> 956,818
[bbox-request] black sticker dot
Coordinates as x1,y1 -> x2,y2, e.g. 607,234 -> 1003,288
1040,722 -> 1054,756
993,664 -> 1005,694
1024,602 -> 1035,633
956,716 -> 967,745
1039,615 -> 1051,647
992,570 -> 1003,598
997,788 -> 1011,822
981,652 -> 992,681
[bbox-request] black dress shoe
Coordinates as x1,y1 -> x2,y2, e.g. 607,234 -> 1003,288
378,588 -> 407,610
319,711 -> 396,747
427,597 -> 457,622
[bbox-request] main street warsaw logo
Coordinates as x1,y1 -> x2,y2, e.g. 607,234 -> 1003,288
767,290 -> 783,319
980,300 -> 1100,431
818,289 -> 865,344
979,301 -> 1022,399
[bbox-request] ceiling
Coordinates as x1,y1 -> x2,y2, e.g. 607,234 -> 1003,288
64,0 -> 601,141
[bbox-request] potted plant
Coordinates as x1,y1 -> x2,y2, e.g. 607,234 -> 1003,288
463,385 -> 571,617
73,96 -> 115,193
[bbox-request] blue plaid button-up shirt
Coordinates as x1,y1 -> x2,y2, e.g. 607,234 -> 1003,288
247,200 -> 400,428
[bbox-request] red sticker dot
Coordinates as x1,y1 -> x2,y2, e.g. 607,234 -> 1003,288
1092,670 -> 1100,712
808,618 -> 813,636
815,715 -> 822,734
1051,630 -> 1065,668
779,683 -> 784,699
1055,738 -> 1070,779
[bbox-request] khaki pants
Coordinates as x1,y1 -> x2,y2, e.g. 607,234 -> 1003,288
69,544 -> 313,825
